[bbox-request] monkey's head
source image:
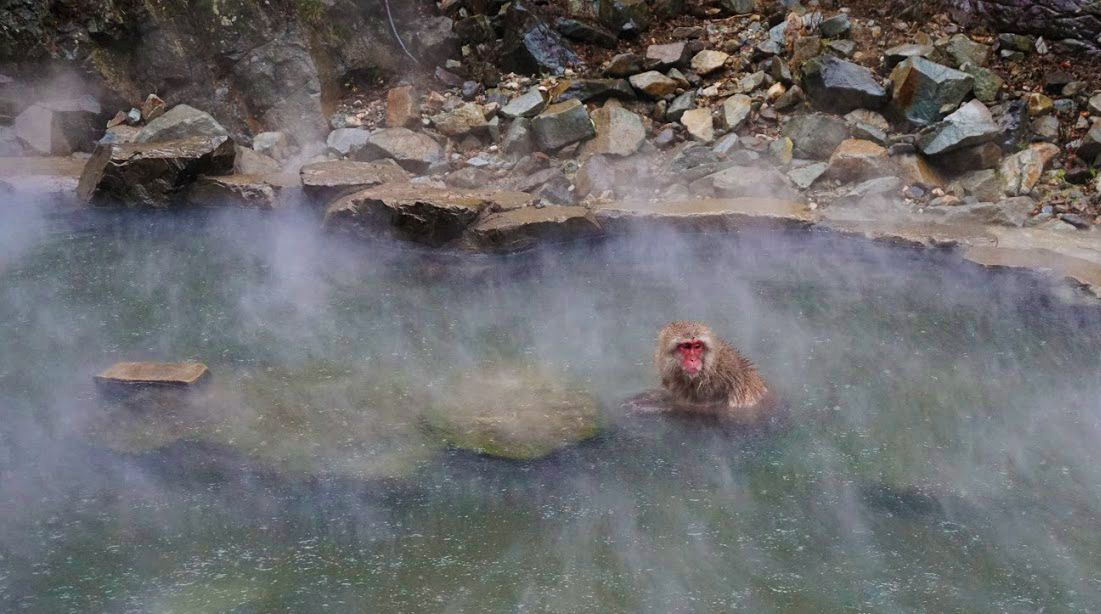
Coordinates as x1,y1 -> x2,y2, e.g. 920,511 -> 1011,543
656,321 -> 715,380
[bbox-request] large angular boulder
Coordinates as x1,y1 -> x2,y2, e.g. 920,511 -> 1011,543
531,99 -> 595,151
919,100 -> 1001,156
300,159 -> 408,204
364,128 -> 444,173
423,367 -> 599,459
14,98 -> 103,155
323,185 -> 534,247
587,106 -> 646,156
461,206 -> 603,252
801,56 -> 888,114
77,136 -> 236,208
135,104 -> 228,144
889,57 -> 975,126
783,113 -> 850,159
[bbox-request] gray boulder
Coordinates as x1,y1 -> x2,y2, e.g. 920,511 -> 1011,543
819,14 -> 851,38
919,100 -> 1001,156
531,99 -> 595,151
364,128 -> 444,174
135,104 -> 228,144
501,88 -> 546,119
783,113 -> 850,160
326,128 -> 372,158
889,57 -> 974,126
801,56 -> 888,114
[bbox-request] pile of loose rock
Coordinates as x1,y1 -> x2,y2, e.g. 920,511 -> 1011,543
10,0 -> 1101,252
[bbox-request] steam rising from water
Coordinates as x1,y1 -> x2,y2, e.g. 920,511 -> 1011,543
1,200 -> 1100,613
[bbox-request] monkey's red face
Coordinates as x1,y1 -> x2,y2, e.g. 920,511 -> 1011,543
677,339 -> 705,376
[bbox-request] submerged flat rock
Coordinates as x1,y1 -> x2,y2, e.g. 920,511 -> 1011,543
95,361 -> 210,389
424,367 -> 599,460
86,363 -> 438,481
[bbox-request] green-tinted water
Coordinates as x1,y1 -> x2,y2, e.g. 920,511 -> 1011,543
1,208 -> 1099,613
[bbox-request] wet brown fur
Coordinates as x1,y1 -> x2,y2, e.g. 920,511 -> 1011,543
654,321 -> 772,420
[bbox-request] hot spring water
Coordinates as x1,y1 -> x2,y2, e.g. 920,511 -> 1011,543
1,207 -> 1099,613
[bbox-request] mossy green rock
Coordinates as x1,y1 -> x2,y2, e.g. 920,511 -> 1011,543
424,367 -> 600,460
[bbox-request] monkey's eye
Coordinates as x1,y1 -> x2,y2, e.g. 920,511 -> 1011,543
677,342 -> 692,351
692,341 -> 704,350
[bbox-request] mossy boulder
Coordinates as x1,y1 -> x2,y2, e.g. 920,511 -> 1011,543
424,367 -> 600,460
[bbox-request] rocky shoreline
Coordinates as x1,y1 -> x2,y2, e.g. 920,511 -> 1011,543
2,0 -> 1101,299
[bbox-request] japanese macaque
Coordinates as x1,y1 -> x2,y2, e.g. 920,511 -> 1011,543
624,321 -> 779,424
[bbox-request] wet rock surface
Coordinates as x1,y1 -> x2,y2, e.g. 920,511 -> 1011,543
77,136 -> 236,208
422,367 -> 599,460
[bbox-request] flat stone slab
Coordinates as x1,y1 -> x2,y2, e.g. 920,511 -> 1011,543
594,198 -> 818,233
95,361 -> 210,390
821,220 -> 998,248
324,185 -> 535,247
300,159 -> 408,205
963,246 -> 1101,298
461,205 -> 601,252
